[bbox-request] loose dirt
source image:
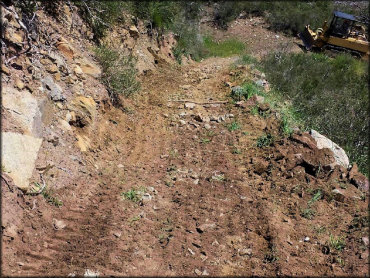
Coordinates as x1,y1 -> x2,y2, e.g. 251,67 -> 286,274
2,55 -> 368,277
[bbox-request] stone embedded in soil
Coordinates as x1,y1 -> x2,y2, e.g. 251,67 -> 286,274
184,102 -> 196,110
42,75 -> 65,101
310,129 -> 349,168
2,132 -> 43,191
239,248 -> 252,256
53,219 -> 67,230
332,189 -> 346,203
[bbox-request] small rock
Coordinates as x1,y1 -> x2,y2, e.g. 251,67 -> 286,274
113,231 -> 122,238
188,248 -> 195,255
17,262 -> 24,266
179,120 -> 186,126
84,269 -> 99,277
180,84 -> 191,90
129,25 -> 139,39
117,164 -> 124,168
42,76 -> 65,101
239,248 -> 252,256
47,64 -> 59,73
194,269 -> 202,276
198,223 -> 216,232
225,113 -> 234,118
362,237 -> 369,247
142,193 -> 152,201
53,219 -> 66,230
202,270 -> 209,276
184,102 -> 196,110
217,115 -> 225,123
179,112 -> 187,117
332,189 -> 345,202
74,65 -> 83,76
193,179 -> 199,185
304,236 -> 310,242
1,64 -> 10,75
13,80 -> 25,91
204,124 -> 211,130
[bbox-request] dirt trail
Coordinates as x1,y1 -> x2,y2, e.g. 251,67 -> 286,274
3,56 -> 368,277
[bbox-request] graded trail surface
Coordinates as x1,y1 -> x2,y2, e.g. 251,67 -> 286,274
3,56 -> 368,277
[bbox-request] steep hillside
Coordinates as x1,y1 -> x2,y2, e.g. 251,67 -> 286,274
1,1 -> 369,277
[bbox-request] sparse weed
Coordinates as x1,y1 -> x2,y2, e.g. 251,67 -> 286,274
308,190 -> 322,206
329,235 -> 346,251
256,133 -> 274,148
231,147 -> 241,154
121,188 -> 144,203
251,105 -> 259,116
314,225 -> 327,234
300,208 -> 316,220
228,121 -> 241,132
42,187 -> 63,207
200,138 -> 211,144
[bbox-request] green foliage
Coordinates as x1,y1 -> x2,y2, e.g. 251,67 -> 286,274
308,190 -> 322,206
94,45 -> 140,102
329,235 -> 346,251
228,121 -> 241,132
121,188 -> 142,203
230,82 -> 264,101
76,1 -> 128,40
262,52 -> 369,173
301,208 -> 316,220
213,1 -> 333,35
203,36 -> 246,58
256,133 -> 274,148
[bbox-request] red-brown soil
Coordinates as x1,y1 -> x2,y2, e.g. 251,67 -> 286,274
2,56 -> 368,277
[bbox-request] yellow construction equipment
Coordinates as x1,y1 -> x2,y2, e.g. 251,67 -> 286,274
299,11 -> 369,59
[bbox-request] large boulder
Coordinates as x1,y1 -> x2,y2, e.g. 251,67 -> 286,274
1,132 -> 43,191
309,129 -> 349,168
2,86 -> 42,136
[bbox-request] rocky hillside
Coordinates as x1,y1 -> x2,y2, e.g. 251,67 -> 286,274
1,1 -> 369,277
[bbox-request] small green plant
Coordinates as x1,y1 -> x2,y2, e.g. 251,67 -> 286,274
329,235 -> 346,251
308,190 -> 322,206
121,188 -> 142,203
242,131 -> 249,136
228,121 -> 241,132
231,147 -> 241,154
256,133 -> 274,148
42,188 -> 63,207
200,138 -> 211,144
314,225 -> 327,234
251,106 -> 259,116
300,208 -> 316,220
280,115 -> 293,137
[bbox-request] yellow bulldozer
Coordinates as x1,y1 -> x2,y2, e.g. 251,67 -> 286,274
299,11 -> 369,59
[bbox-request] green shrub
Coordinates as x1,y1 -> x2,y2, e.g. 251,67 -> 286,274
76,1 -> 128,40
213,1 -> 333,35
256,133 -> 274,148
262,52 -> 368,173
94,45 -> 140,103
